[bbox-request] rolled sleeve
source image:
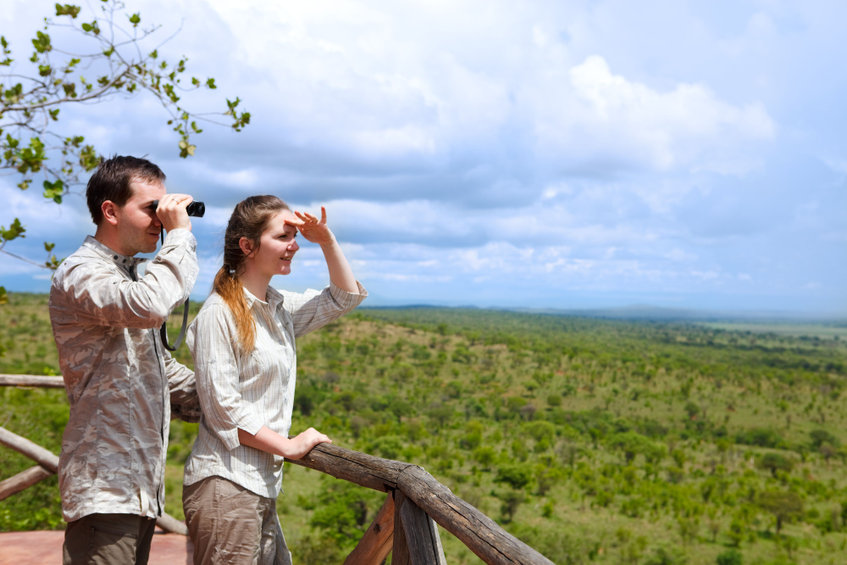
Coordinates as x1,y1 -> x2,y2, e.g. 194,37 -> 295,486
287,281 -> 367,337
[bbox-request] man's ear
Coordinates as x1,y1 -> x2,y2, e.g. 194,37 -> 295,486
101,201 -> 119,226
239,236 -> 254,257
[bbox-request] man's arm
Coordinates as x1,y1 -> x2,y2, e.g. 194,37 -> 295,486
164,350 -> 200,423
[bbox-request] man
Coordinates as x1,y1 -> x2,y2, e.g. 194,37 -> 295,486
49,155 -> 200,564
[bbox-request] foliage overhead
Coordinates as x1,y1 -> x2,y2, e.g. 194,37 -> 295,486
0,0 -> 251,303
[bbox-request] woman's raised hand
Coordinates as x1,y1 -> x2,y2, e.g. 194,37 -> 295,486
291,206 -> 335,245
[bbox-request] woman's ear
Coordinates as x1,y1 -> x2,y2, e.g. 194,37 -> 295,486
101,200 -> 119,226
239,236 -> 254,257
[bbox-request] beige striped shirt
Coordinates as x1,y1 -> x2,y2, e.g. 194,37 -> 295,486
184,282 -> 366,497
49,231 -> 199,522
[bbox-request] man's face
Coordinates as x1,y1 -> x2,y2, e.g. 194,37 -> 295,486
113,178 -> 166,256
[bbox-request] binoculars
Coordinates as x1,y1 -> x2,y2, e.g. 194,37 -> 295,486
151,199 -> 205,217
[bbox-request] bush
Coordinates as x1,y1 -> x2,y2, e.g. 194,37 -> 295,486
716,548 -> 743,565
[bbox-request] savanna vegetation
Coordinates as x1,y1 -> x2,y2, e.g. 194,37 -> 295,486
2,292 -> 847,564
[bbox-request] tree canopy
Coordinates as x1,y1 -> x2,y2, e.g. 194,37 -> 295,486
0,0 -> 250,303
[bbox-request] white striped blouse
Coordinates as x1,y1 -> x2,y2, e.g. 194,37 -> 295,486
184,282 -> 366,497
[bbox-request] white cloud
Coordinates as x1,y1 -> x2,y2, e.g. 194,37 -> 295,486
532,54 -> 776,173
1,0 -> 843,313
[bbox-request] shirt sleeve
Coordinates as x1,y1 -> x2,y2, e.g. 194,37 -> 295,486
164,349 -> 200,423
187,302 -> 265,450
52,230 -> 198,329
283,281 -> 367,338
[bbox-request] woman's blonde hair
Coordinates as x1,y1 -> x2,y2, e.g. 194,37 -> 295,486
214,195 -> 290,353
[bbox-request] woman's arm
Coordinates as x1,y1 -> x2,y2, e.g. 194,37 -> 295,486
238,425 -> 331,460
292,206 -> 359,293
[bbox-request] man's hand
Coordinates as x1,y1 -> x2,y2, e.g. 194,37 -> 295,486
156,193 -> 194,232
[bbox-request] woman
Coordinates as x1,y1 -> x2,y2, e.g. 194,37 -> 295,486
183,195 -> 366,565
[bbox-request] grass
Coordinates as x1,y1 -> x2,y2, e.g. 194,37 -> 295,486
2,293 -> 847,564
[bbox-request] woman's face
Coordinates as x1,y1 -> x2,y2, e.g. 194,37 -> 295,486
248,209 -> 300,277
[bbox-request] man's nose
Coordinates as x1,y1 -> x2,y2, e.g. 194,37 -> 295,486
289,240 -> 299,251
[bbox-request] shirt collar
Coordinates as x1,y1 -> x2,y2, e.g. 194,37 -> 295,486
243,285 -> 285,311
82,235 -> 146,270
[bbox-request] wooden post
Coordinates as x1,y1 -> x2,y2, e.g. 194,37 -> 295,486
343,494 -> 395,565
392,491 -> 411,565
396,490 -> 447,565
291,444 -> 555,565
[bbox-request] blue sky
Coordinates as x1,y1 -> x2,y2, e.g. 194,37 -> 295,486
2,0 -> 845,315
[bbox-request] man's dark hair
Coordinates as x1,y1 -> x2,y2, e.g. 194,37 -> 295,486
86,155 -> 166,225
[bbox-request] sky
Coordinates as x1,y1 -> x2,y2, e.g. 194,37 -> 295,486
1,0 -> 845,316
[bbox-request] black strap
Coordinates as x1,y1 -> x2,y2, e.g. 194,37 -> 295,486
157,230 -> 190,351
160,297 -> 190,351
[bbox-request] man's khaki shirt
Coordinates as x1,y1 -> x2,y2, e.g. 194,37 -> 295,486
49,231 -> 199,522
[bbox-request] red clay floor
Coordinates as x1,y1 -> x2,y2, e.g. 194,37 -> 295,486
0,529 -> 193,564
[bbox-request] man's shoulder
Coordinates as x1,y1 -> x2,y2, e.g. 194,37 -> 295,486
53,243 -> 108,280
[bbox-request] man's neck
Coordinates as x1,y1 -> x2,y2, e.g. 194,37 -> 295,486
93,227 -> 130,257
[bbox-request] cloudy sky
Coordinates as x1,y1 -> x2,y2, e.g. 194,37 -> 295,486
2,0 -> 845,315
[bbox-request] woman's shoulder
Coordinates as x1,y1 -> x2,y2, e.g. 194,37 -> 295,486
193,292 -> 234,321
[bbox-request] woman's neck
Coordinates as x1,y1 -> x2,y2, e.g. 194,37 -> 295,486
238,268 -> 272,302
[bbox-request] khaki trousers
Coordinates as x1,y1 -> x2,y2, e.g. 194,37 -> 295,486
62,513 -> 156,565
183,476 -> 291,565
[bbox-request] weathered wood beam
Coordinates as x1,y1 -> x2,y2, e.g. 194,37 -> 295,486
0,426 -> 59,472
396,490 -> 446,565
392,491 -> 411,565
0,425 -> 186,535
343,493 -> 395,565
0,374 -> 65,388
400,465 -> 553,565
0,465 -> 53,501
288,442 -> 414,493
290,444 -> 554,565
156,512 -> 188,536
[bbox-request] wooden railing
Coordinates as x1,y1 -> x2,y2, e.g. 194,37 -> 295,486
0,374 -> 554,564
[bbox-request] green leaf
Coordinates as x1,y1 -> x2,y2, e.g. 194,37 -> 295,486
81,20 -> 99,35
42,178 -> 65,203
0,218 -> 26,242
129,13 -> 141,26
55,4 -> 82,18
0,286 -> 7,305
31,31 -> 52,53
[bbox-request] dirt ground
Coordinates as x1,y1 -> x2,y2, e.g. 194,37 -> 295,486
0,529 -> 193,564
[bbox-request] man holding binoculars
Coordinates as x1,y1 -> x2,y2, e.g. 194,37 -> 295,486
48,155 -> 203,564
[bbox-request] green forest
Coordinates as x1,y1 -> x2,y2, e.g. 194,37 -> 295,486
2,292 -> 847,564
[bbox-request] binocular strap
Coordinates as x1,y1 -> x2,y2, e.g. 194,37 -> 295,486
160,298 -> 190,352
157,230 -> 190,351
